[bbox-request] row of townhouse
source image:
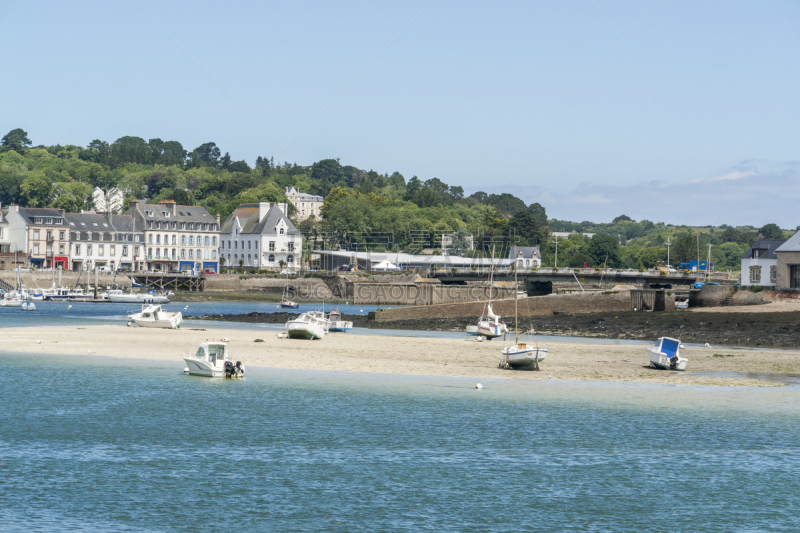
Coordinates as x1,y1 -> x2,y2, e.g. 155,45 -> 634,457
0,200 -> 304,273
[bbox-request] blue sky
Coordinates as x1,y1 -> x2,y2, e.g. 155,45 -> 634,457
2,1 -> 799,226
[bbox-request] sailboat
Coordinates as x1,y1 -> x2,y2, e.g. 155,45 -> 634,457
1,249 -> 25,308
500,246 -> 546,370
280,272 -> 299,308
475,246 -> 508,339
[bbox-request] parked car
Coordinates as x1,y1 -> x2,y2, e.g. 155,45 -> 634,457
338,265 -> 352,271
12,266 -> 32,272
279,269 -> 293,275
202,269 -> 217,274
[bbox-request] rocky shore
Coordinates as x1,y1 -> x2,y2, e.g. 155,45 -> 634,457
185,310 -> 800,349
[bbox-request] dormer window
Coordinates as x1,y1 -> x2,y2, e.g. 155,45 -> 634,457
280,228 -> 284,235
163,212 -> 170,218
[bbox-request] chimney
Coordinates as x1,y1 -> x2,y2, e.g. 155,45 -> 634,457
216,212 -> 221,227
258,202 -> 270,222
276,202 -> 288,215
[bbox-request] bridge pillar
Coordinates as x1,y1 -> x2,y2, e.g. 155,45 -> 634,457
525,280 -> 553,296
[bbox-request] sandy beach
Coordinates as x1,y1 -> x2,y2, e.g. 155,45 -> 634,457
3,324 -> 800,387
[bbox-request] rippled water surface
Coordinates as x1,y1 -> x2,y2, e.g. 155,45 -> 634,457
2,353 -> 800,532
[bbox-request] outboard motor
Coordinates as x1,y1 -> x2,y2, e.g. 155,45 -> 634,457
669,355 -> 678,370
224,360 -> 235,378
235,361 -> 245,375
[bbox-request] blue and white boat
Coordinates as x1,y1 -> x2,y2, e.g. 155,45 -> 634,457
648,337 -> 688,371
327,310 -> 352,332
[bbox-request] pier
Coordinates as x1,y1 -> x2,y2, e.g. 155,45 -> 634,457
129,273 -> 206,292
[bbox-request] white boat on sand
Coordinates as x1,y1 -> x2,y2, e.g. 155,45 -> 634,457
500,246 -> 546,370
1,295 -> 23,307
327,310 -> 352,332
286,311 -> 330,339
648,337 -> 688,371
477,304 -> 509,339
129,304 -> 183,329
183,340 -> 244,378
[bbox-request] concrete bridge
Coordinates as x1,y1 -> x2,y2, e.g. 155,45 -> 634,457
428,267 -> 707,295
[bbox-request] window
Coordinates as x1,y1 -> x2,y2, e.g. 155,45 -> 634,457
75,244 -> 81,255
59,231 -> 65,240
172,235 -> 176,245
59,244 -> 64,254
47,231 -> 53,240
771,265 -> 777,283
134,246 -> 140,257
148,234 -> 153,244
269,241 -> 275,251
172,249 -> 176,260
34,230 -> 40,240
122,246 -> 128,257
181,249 -> 185,258
155,248 -> 160,258
254,241 -> 257,249
87,245 -> 93,256
212,236 -> 217,246
33,244 -> 39,254
181,223 -> 186,230
156,235 -> 161,244
280,228 -> 284,235
181,235 -> 186,245
211,251 -> 216,259
247,241 -> 251,249
287,255 -> 294,263
288,243 -> 294,252
110,245 -> 116,256
99,245 -> 105,256
196,249 -> 201,259
205,236 -> 210,246
750,266 -> 761,283
189,236 -> 194,246
188,250 -> 193,259
247,254 -> 251,264
754,250 -> 760,258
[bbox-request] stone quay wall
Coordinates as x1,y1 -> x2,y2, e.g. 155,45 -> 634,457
373,292 -> 632,322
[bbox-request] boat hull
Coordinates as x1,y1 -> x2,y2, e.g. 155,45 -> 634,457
0,299 -> 23,308
183,357 -> 225,377
329,321 -> 353,332
648,348 -> 688,371
133,317 -> 183,329
281,303 -> 299,309
477,321 -> 508,339
502,346 -> 548,369
286,323 -> 325,339
110,294 -> 171,304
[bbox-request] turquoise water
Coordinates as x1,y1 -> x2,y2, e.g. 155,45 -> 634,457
3,352 -> 800,531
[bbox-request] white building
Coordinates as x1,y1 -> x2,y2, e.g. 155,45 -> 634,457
5,206 -> 71,269
93,187 -> 124,214
508,246 -> 542,269
220,202 -> 302,271
129,200 -> 221,273
66,212 -> 144,271
741,239 -> 784,287
284,186 -> 323,220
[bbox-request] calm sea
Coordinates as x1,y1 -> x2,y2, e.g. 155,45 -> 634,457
2,352 -> 800,532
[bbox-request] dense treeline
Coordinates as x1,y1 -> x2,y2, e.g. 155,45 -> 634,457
0,127 -> 787,270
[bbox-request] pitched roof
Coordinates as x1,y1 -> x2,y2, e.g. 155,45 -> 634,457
130,202 -> 217,226
220,203 -> 300,236
17,207 -> 68,225
775,231 -> 800,253
742,239 -> 785,259
507,246 -> 541,259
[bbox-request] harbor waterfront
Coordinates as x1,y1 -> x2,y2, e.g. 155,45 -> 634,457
3,352 -> 800,531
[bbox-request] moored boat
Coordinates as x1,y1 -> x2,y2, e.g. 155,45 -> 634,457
183,340 -> 244,378
110,290 -> 171,304
477,305 -> 509,339
501,343 -> 547,369
21,301 -> 36,311
129,304 -> 183,329
648,337 -> 688,371
327,310 -> 352,332
286,311 -> 330,339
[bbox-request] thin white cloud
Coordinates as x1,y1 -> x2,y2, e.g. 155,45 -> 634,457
707,170 -> 755,182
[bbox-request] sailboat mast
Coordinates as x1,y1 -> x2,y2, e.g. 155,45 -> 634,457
514,245 -> 518,343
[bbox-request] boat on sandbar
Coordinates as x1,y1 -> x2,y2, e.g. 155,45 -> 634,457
327,310 -> 352,332
129,304 -> 183,329
110,290 -> 170,304
183,340 -> 244,378
648,337 -> 688,371
286,311 -> 330,339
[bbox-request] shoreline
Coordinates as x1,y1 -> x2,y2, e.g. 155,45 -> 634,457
4,325 -> 800,387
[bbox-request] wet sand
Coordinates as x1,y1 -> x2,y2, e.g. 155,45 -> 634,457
3,325 -> 800,387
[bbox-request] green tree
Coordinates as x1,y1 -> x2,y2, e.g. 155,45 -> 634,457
20,173 -> 53,207
587,234 -> 621,268
759,223 -> 784,240
1,128 -> 32,152
109,136 -> 151,167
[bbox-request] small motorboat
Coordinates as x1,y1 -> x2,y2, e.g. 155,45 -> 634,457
286,311 -> 330,339
21,301 -> 36,311
128,304 -> 183,329
280,300 -> 299,309
327,310 -> 352,332
465,325 -> 480,336
183,340 -> 244,378
648,337 -> 688,371
110,290 -> 170,304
